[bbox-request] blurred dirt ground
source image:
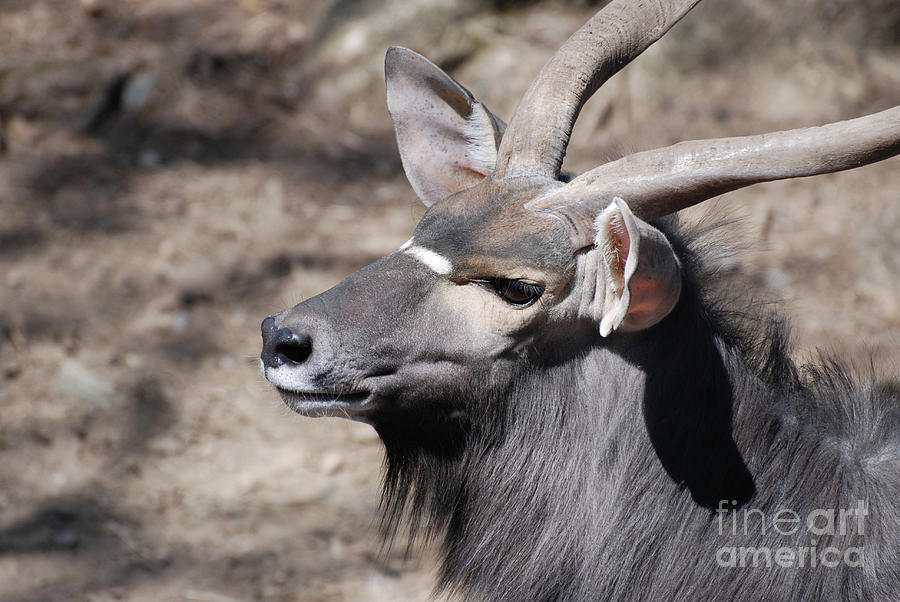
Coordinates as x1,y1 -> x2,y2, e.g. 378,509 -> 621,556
0,0 -> 898,600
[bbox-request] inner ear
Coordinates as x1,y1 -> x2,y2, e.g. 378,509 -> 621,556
385,47 -> 506,207
601,207 -> 634,299
596,198 -> 682,337
427,74 -> 472,118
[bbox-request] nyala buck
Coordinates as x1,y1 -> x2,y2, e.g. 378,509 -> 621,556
260,0 -> 900,599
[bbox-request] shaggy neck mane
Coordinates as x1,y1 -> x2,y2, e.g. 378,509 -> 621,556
370,220 -> 896,600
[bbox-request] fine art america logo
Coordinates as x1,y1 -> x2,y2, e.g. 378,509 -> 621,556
715,500 -> 868,569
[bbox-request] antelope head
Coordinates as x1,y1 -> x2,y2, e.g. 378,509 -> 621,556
261,0 -> 900,433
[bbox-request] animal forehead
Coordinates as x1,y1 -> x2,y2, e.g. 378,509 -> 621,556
411,180 -> 573,275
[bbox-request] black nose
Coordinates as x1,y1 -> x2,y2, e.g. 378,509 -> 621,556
261,317 -> 312,368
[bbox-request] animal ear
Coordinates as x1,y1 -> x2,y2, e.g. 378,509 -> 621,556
385,46 -> 506,206
596,198 -> 682,337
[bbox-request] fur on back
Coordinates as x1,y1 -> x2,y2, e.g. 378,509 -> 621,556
372,216 -> 900,601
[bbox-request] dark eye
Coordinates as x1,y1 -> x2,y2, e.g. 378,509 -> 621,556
491,278 -> 543,307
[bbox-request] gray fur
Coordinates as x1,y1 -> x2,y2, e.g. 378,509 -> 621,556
376,222 -> 900,601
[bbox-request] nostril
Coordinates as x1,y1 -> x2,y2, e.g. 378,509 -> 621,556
274,328 -> 312,364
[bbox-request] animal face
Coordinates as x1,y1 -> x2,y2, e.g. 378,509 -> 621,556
260,2 -> 899,429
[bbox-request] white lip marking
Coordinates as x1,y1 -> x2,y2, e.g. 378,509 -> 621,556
265,364 -> 319,393
399,237 -> 414,251
404,245 -> 452,275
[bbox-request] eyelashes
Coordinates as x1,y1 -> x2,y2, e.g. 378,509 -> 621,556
473,278 -> 544,307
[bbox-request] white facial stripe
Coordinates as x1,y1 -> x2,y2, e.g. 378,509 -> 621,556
404,245 -> 452,275
398,237 -> 414,251
265,363 -> 318,393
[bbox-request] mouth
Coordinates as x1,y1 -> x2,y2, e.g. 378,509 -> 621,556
274,386 -> 374,419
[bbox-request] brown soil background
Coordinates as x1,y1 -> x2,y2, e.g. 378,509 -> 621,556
0,1 -> 898,600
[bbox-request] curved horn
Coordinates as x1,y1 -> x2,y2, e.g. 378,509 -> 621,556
528,105 -> 900,223
493,0 -> 701,181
